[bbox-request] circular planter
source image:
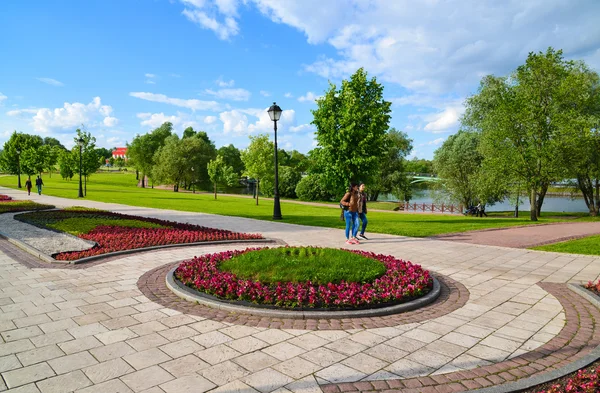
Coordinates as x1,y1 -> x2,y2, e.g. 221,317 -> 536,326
166,265 -> 441,319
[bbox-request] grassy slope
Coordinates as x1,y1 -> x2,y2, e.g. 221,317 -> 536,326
0,173 -> 592,237
531,235 -> 600,256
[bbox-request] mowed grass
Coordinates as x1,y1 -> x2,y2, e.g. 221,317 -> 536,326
0,173 -> 593,237
219,247 -> 386,284
531,235 -> 600,256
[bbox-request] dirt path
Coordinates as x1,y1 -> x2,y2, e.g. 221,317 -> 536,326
431,221 -> 600,248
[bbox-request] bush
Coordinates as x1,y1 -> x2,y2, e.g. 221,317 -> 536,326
295,174 -> 336,201
279,166 -> 302,198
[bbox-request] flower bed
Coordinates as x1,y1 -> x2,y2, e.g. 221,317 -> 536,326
174,247 -> 433,309
585,280 -> 600,296
0,200 -> 54,214
14,209 -> 263,261
521,364 -> 600,393
0,194 -> 12,201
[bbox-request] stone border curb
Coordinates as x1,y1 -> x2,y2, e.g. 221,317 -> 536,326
465,283 -> 600,393
0,231 -> 63,264
69,238 -> 284,264
166,265 -> 441,319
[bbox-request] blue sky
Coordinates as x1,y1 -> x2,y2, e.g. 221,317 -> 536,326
1,0 -> 599,159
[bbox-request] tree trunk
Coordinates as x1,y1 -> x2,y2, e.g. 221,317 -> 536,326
136,169 -> 139,180
84,176 -> 87,196
529,188 -> 538,221
594,178 -> 600,216
256,179 -> 259,206
140,173 -> 145,188
214,182 -> 217,199
536,182 -> 549,217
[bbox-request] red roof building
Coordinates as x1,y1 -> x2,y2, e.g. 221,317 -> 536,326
112,147 -> 128,159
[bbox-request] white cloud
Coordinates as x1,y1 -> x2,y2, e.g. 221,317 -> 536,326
137,112 -> 184,128
297,92 -> 320,103
426,137 -> 446,146
103,117 -> 119,127
180,0 -> 241,40
219,107 -> 296,135
204,115 -> 217,124
129,92 -> 223,111
0,93 -> 6,103
284,92 -> 293,98
260,90 -> 270,97
37,78 -> 64,87
216,77 -> 235,87
290,124 -> 314,133
204,88 -> 251,101
170,73 -> 182,78
145,80 -> 156,84
145,73 -> 157,78
423,106 -> 463,133
9,97 -> 118,133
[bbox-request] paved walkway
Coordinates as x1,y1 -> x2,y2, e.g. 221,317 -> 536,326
0,186 -> 599,392
432,221 -> 600,248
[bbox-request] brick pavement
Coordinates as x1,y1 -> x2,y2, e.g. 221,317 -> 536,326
0,186 -> 600,392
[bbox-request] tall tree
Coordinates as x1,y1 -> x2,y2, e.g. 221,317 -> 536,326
0,132 -> 43,187
127,122 -> 173,187
72,129 -> 101,195
433,131 -> 484,208
463,48 -> 583,220
369,128 -> 413,201
311,68 -> 391,195
217,144 -> 245,175
207,155 -> 237,199
240,134 -> 274,205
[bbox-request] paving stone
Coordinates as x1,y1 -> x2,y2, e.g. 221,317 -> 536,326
89,342 -> 136,362
0,354 -> 22,373
287,334 -> 329,351
83,358 -> 134,384
120,365 -> 174,392
385,358 -> 435,378
95,328 -> 137,345
364,343 -> 408,363
36,370 -> 92,393
72,312 -> 111,326
226,336 -> 269,354
75,378 -> 133,393
128,321 -> 167,336
196,344 -> 242,365
261,342 -> 306,361
324,338 -> 368,356
160,315 -> 196,328
0,339 -> 35,357
209,380 -> 259,393
220,325 -> 260,339
48,351 -> 98,375
159,338 -> 203,358
201,360 -> 250,385
58,336 -> 103,355
341,353 -> 387,374
1,326 -> 43,342
189,320 -> 227,334
13,314 -> 52,329
67,322 -> 109,339
101,316 -> 140,330
159,354 -> 210,377
30,331 -> 73,348
2,362 -> 55,389
126,333 -> 169,352
314,364 -> 365,384
159,374 -> 216,393
300,347 -> 346,368
233,351 -> 279,372
1,383 -> 41,393
16,345 -> 65,366
242,368 -> 295,393
39,319 -> 78,334
123,347 -> 171,370
191,331 -> 233,348
272,357 -> 321,379
157,326 -> 197,341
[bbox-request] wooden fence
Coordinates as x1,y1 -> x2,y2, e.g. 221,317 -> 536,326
395,202 -> 463,214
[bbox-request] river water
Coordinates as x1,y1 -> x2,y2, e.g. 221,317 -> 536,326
378,189 -> 590,213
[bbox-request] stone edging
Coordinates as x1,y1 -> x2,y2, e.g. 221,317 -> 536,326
0,231 -> 60,264
319,282 -> 600,393
138,262 -> 469,330
166,265 -> 441,319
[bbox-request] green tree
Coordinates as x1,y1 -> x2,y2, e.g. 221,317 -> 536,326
114,157 -> 125,170
240,134 -> 274,205
311,67 -> 391,195
217,144 -> 245,175
43,137 -> 66,150
278,166 -> 302,198
369,128 -> 413,201
127,122 -> 173,187
433,131 -> 483,208
58,150 -> 75,180
405,158 -> 435,175
207,155 -> 237,199
295,173 -> 336,201
72,129 -> 101,196
464,48 -> 584,220
0,132 -> 43,187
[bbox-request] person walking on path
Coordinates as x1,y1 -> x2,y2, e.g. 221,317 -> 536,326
476,202 -> 488,217
35,176 -> 44,195
340,182 -> 361,244
24,177 -> 32,196
358,183 -> 369,240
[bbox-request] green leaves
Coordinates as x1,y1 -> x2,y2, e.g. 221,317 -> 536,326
311,68 -> 391,195
207,155 -> 237,199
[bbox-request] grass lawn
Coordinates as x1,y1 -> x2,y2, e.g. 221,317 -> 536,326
531,235 -> 600,256
0,172 -> 594,237
220,247 -> 386,284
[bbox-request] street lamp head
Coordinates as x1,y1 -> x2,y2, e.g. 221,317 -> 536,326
267,102 -> 282,122
77,137 -> 84,146
15,149 -> 20,155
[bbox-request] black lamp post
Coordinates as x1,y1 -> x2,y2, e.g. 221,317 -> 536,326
16,148 -> 21,188
77,138 -> 84,198
191,167 -> 195,194
267,102 -> 283,220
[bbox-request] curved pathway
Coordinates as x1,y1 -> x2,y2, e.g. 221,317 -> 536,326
0,186 -> 599,393
431,221 -> 600,248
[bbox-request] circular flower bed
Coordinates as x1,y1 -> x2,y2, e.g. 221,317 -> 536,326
174,247 -> 433,309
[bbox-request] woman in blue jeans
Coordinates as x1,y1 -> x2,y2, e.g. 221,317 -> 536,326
340,183 -> 361,244
358,183 -> 368,240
